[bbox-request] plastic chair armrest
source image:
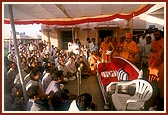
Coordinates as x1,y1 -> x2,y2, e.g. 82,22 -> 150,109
125,99 -> 138,110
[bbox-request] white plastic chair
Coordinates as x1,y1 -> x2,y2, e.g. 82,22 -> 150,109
112,79 -> 153,111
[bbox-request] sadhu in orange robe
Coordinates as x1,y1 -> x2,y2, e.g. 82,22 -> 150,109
148,37 -> 164,98
119,33 -> 139,64
99,37 -> 114,62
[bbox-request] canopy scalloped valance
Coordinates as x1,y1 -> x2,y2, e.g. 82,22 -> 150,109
4,4 -> 155,25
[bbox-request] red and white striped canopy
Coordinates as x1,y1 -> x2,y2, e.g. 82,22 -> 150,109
4,3 -> 155,25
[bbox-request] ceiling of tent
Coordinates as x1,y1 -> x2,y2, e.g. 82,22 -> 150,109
4,3 -> 155,25
148,7 -> 164,19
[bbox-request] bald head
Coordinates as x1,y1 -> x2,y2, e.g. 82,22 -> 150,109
125,33 -> 132,43
126,33 -> 132,39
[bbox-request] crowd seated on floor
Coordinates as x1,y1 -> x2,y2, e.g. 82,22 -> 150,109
4,37 -> 99,111
4,28 -> 164,111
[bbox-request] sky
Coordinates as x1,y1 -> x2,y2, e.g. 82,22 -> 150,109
3,24 -> 42,37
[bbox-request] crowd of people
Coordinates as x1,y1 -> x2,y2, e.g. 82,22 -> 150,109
4,38 -> 99,111
3,27 -> 164,111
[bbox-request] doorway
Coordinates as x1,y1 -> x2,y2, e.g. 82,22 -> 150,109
61,31 -> 72,50
99,29 -> 113,42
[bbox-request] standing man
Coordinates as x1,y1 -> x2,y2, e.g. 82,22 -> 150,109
148,30 -> 164,101
72,39 -> 80,55
89,38 -> 98,53
86,38 -> 91,59
119,33 -> 139,64
99,35 -> 114,62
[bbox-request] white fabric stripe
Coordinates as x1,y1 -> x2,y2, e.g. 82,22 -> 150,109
117,68 -> 129,81
101,70 -> 118,78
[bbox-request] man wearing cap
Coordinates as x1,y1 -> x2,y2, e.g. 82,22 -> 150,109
119,33 -> 139,64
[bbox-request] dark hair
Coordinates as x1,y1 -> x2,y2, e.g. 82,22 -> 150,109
61,89 -> 70,100
91,38 -> 95,41
30,68 -> 40,79
43,58 -> 49,62
76,93 -> 92,110
86,37 -> 90,41
79,56 -> 83,59
146,36 -> 152,40
27,85 -> 40,99
53,70 -> 63,80
44,62 -> 51,69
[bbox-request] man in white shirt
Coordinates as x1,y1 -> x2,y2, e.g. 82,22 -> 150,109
145,27 -> 155,41
141,36 -> 152,65
72,40 -> 80,55
139,32 -> 147,47
42,68 -> 53,92
65,56 -> 76,81
89,38 -> 98,53
26,69 -> 43,93
68,42 -> 73,53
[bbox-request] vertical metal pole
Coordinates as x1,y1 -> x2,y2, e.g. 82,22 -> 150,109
77,71 -> 80,96
79,68 -> 81,85
131,13 -> 134,33
8,4 -> 28,103
77,67 -> 81,96
72,25 -> 74,42
47,29 -> 51,53
9,31 -> 12,52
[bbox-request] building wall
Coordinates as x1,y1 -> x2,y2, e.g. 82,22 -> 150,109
41,13 -> 164,50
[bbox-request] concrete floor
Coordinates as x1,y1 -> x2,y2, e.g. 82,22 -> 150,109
64,75 -> 105,111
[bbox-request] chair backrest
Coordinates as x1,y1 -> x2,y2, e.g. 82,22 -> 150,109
117,68 -> 129,81
130,79 -> 153,102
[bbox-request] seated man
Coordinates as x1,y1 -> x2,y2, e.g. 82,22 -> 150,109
26,68 -> 43,92
65,56 -> 77,81
26,85 -> 54,111
77,56 -> 91,77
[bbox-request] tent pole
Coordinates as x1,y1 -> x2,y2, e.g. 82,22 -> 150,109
47,29 -> 51,53
131,13 -> 134,34
72,25 -> 74,42
9,31 -> 12,52
8,4 -> 28,103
